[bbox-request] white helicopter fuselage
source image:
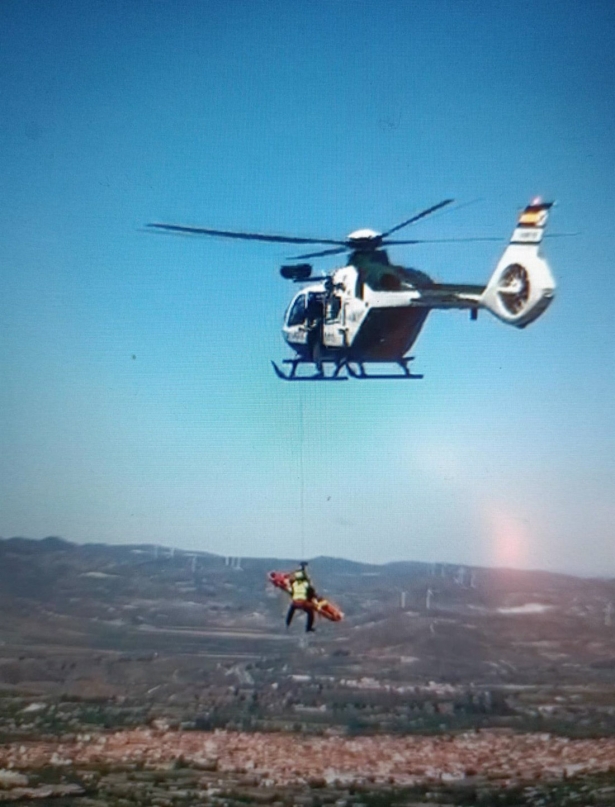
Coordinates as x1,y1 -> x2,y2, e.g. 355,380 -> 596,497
282,262 -> 435,361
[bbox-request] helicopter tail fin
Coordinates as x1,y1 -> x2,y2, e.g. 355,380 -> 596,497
480,200 -> 556,328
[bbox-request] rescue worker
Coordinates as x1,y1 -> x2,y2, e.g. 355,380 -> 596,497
305,295 -> 324,374
285,562 -> 316,632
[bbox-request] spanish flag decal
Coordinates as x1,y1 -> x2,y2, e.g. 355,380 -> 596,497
518,204 -> 550,228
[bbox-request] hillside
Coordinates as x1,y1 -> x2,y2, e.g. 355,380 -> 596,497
1,536 -> 615,738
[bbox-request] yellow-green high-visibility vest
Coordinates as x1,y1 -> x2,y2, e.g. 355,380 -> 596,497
291,578 -> 310,601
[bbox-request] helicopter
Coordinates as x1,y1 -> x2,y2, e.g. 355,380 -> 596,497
148,198 -> 556,380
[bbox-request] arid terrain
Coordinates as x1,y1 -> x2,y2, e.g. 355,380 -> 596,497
1,536 -> 615,804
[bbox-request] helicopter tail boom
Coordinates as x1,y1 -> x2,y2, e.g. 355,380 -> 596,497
480,200 -> 555,328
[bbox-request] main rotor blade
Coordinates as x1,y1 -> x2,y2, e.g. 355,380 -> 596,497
382,236 -> 504,245
147,222 -> 346,247
381,199 -> 455,238
288,246 -> 349,260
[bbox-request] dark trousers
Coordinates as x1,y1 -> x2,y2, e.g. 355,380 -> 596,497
286,602 -> 314,632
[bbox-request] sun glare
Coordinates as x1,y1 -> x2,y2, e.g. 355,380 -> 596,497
484,503 -> 531,569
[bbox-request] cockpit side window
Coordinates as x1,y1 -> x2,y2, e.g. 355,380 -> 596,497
287,294 -> 306,327
325,295 -> 342,322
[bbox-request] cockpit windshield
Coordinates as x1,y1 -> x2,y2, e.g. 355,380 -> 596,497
286,294 -> 306,327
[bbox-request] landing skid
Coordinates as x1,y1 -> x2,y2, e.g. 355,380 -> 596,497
271,359 -> 348,381
271,357 -> 423,381
346,358 -> 423,380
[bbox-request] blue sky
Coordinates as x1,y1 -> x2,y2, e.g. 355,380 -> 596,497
1,0 -> 614,575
